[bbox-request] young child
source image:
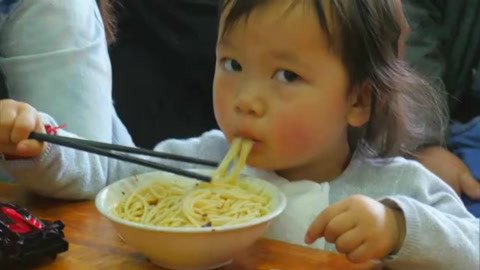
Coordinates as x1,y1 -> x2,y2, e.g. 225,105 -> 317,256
0,0 -> 478,269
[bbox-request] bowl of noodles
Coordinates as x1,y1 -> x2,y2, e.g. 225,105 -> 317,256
95,139 -> 287,270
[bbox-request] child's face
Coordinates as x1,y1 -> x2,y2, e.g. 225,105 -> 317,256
213,1 -> 365,181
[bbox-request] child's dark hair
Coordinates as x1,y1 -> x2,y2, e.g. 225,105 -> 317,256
219,0 -> 448,158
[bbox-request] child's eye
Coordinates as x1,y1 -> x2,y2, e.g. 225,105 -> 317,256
222,58 -> 242,72
273,69 -> 301,83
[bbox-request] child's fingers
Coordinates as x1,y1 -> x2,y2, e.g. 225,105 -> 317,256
0,100 -> 45,157
34,113 -> 46,133
0,100 -> 17,144
334,227 -> 364,254
10,105 -> 38,144
346,242 -> 372,263
305,200 -> 349,244
16,113 -> 46,157
0,143 -> 20,155
16,139 -> 45,157
323,212 -> 357,243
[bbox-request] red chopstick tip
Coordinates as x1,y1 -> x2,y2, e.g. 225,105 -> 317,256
45,124 -> 66,135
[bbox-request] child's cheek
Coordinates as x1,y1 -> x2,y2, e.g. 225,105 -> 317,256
271,109 -> 318,158
213,88 -> 229,131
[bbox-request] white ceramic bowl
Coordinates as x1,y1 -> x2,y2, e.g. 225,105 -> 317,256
95,169 -> 287,270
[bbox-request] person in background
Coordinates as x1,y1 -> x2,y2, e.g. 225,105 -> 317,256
109,0 -> 219,148
403,0 -> 480,217
0,0 -> 134,182
0,0 -> 131,144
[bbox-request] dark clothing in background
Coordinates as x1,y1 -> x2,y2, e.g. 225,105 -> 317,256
110,0 -> 219,148
404,0 -> 480,216
403,0 -> 480,121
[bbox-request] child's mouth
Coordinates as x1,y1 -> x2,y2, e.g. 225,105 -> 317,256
234,132 -> 263,150
251,140 -> 262,151
246,138 -> 262,152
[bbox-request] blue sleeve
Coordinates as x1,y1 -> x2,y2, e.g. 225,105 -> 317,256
0,0 -> 18,14
0,0 -> 114,142
449,116 -> 480,180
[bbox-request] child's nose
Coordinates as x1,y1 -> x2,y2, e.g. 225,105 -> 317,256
234,95 -> 265,117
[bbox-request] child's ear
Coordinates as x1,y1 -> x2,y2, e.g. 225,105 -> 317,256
347,81 -> 371,127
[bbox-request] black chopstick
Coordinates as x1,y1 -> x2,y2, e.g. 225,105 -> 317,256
31,132 -> 218,167
29,132 -> 213,182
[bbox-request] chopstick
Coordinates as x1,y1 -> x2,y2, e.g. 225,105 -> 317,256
29,132 -> 215,182
32,132 -> 219,167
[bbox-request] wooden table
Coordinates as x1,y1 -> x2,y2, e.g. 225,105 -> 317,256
0,183 -> 381,269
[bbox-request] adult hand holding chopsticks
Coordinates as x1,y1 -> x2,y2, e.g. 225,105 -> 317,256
0,99 -> 47,158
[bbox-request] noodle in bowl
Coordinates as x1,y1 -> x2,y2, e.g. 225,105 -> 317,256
95,169 -> 286,270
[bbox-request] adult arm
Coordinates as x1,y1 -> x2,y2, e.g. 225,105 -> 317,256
0,0 -> 113,142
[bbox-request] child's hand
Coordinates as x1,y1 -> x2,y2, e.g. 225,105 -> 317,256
0,99 -> 46,158
305,195 -> 406,263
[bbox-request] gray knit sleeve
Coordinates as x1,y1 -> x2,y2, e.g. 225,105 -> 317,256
379,162 -> 479,270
